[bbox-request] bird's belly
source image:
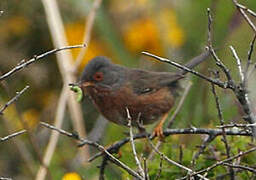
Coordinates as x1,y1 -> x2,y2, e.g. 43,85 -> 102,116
88,86 -> 175,127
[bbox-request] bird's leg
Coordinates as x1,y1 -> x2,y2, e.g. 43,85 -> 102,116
153,112 -> 169,140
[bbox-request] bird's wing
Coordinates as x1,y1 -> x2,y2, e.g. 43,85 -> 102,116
128,69 -> 184,95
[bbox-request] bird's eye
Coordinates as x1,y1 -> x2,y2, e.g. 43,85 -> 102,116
93,72 -> 104,81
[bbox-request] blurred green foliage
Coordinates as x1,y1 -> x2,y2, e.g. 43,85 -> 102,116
1,0 -> 256,179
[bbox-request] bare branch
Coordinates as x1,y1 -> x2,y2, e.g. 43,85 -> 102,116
192,134 -> 217,162
211,73 -> 234,179
142,51 -> 229,89
0,129 -> 26,142
126,108 -> 144,178
0,177 -> 12,180
147,137 -> 209,180
223,163 -> 256,174
207,8 -> 234,87
235,2 -> 256,18
217,123 -> 256,128
155,154 -> 163,180
182,146 -> 256,179
0,45 -> 85,81
0,86 -> 29,115
230,46 -> 244,82
232,0 -> 256,33
39,122 -> 143,180
245,34 -> 256,75
88,127 -> 251,162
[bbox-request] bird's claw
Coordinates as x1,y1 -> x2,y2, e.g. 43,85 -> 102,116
153,125 -> 165,142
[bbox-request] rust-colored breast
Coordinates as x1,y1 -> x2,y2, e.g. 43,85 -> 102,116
86,84 -> 175,126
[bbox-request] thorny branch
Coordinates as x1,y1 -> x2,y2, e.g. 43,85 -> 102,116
0,86 -> 29,115
0,44 -> 85,81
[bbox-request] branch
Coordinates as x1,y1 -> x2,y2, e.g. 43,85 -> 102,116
126,108 -> 144,178
39,122 -> 143,180
211,71 -> 234,179
232,0 -> 256,33
147,137 -> 209,180
0,129 -> 26,142
223,163 -> 256,174
88,127 -> 251,162
207,8 -> 235,88
217,123 -> 256,128
0,45 -> 85,81
0,86 -> 29,115
141,51 -> 230,89
182,145 -> 256,179
0,177 -> 12,180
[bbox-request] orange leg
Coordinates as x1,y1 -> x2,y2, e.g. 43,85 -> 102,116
153,112 -> 169,140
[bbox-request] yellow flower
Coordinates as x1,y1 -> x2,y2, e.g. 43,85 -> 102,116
123,18 -> 163,55
62,172 -> 81,180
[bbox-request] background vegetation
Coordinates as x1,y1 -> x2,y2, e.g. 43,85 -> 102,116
1,0 -> 256,179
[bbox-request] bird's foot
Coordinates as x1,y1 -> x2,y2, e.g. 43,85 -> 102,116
152,124 -> 165,142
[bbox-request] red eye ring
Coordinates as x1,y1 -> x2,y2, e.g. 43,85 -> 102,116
93,72 -> 103,81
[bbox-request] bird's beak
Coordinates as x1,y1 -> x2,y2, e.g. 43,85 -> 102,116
69,81 -> 94,88
80,81 -> 95,88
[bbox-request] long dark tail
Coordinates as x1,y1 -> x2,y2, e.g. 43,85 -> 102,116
178,50 -> 210,75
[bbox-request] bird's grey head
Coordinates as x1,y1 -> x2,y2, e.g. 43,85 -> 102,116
80,56 -> 125,88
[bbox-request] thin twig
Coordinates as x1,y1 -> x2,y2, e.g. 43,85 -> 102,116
142,51 -> 230,89
192,134 -> 217,162
0,45 -> 85,81
181,146 -> 256,179
147,137 -> 209,180
245,34 -> 256,77
88,127 -> 252,162
235,2 -> 256,18
217,123 -> 256,128
211,73 -> 234,179
0,86 -> 29,115
155,154 -> 163,180
0,129 -> 26,142
229,45 -> 256,137
232,0 -> 256,33
230,46 -> 244,82
207,8 -> 234,88
223,163 -> 256,174
0,177 -> 12,180
39,122 -> 143,180
143,157 -> 149,180
126,108 -> 145,178
99,155 -> 108,180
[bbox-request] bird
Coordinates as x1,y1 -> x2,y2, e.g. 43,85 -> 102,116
74,51 -> 210,138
